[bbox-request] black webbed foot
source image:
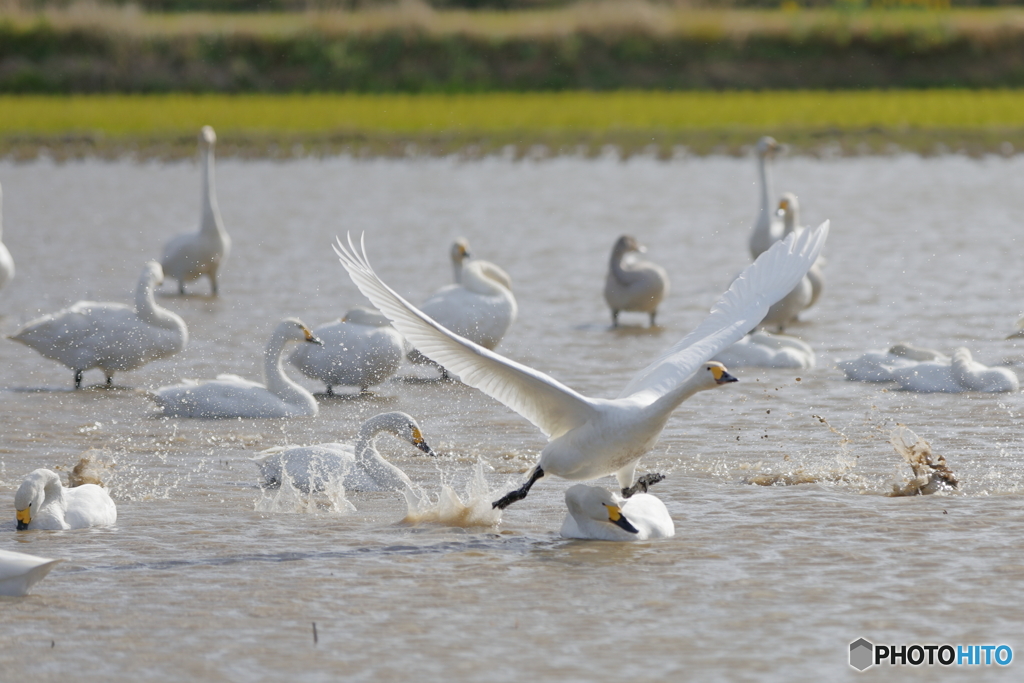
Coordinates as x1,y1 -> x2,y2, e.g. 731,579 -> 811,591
492,467 -> 544,510
622,472 -> 665,498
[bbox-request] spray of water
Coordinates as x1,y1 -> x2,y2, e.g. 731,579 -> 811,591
401,459 -> 502,527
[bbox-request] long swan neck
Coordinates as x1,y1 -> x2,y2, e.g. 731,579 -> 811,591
135,271 -> 183,334
757,152 -> 773,220
609,244 -> 631,284
0,182 -> 4,241
452,258 -> 463,285
263,331 -> 302,398
200,143 -> 225,238
648,372 -> 710,418
353,430 -> 416,492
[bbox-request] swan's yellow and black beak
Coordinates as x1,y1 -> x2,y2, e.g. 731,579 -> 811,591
302,327 -> 324,346
411,428 -> 436,456
16,508 -> 30,531
709,363 -> 739,385
776,198 -> 789,218
604,504 -> 639,534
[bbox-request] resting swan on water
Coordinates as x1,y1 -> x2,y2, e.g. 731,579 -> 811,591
335,221 -> 828,511
150,318 -> 322,418
560,484 -> 674,541
712,330 -> 815,369
160,126 -> 230,296
251,412 -> 436,497
15,468 -> 117,531
9,261 -> 188,388
892,347 -> 1019,393
838,343 -> 948,383
604,235 -> 670,327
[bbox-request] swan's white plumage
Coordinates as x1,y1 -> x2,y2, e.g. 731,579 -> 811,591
560,485 -> 674,541
713,331 -> 815,369
892,347 -> 1019,393
604,235 -> 669,326
160,126 -> 230,295
0,549 -> 62,596
749,136 -> 783,260
288,307 -> 404,393
15,468 -> 116,531
9,261 -> 188,386
150,318 -> 321,418
837,344 -> 948,382
335,222 -> 827,496
0,181 -> 13,293
777,192 -> 825,309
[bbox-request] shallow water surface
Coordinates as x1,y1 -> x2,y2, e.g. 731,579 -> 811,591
1,153 -> 1023,681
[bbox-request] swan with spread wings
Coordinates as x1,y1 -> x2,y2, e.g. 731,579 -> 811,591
335,221 -> 828,510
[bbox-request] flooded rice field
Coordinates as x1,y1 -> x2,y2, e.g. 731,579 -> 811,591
1,152 -> 1023,681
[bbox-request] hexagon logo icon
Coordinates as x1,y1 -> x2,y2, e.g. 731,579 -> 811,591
850,638 -> 874,671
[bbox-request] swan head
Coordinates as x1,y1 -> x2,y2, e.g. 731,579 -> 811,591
702,361 -> 738,387
756,136 -> 780,158
342,306 -> 392,328
200,126 -> 217,146
565,485 -> 640,534
450,238 -> 471,265
776,192 -> 799,224
612,235 -> 645,256
276,318 -> 323,346
15,469 -> 56,530
141,261 -> 165,286
360,412 -> 436,456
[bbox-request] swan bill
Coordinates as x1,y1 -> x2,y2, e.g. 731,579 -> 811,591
16,507 -> 30,530
604,504 -> 640,534
708,363 -> 739,385
302,327 -> 324,346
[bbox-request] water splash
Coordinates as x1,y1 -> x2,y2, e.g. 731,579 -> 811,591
253,467 -> 354,515
401,459 -> 502,527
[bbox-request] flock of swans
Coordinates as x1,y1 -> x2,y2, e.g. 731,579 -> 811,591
1,130 -> 1020,595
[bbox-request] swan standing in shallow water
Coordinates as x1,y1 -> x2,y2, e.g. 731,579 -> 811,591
335,221 -> 828,510
892,347 -> 1019,393
251,412 -> 436,496
604,235 -> 670,327
838,343 -> 948,383
0,549 -> 62,596
0,181 -> 14,294
15,468 -> 116,530
713,331 -> 815,369
408,238 -> 518,366
9,261 -> 188,388
560,484 -> 674,541
161,126 -> 230,295
288,307 -> 404,395
749,136 -> 783,260
150,318 -> 322,418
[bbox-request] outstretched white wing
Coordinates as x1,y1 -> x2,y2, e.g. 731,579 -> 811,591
619,221 -> 829,404
334,235 -> 596,440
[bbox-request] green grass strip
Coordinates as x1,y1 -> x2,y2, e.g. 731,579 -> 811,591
4,90 -> 1024,137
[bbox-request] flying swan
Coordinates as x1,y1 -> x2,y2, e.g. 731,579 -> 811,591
334,221 -> 828,510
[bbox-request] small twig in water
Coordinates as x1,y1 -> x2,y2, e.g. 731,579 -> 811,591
312,622 -> 318,645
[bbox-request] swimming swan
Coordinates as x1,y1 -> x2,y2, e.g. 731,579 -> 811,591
15,468 -> 116,531
777,193 -> 824,309
334,221 -> 828,510
892,347 -> 1019,393
560,484 -> 674,541
9,261 -> 188,388
604,235 -> 670,327
838,344 -> 948,383
409,239 -> 518,364
0,181 -> 14,294
713,331 -> 815,369
160,126 -> 230,295
150,318 -> 322,418
0,549 -> 62,596
288,307 -> 405,395
251,412 -> 436,496
749,136 -> 783,260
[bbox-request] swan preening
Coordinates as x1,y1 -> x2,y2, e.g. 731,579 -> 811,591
0,549 -> 62,596
15,468 -> 117,531
749,136 -> 782,260
149,318 -> 322,418
160,126 -> 230,296
252,412 -> 435,498
604,235 -> 670,327
335,221 -> 828,510
560,484 -> 674,541
408,238 -> 518,366
288,307 -> 404,395
0,181 -> 13,294
9,261 -> 188,388
840,345 -> 1018,392
712,331 -> 815,369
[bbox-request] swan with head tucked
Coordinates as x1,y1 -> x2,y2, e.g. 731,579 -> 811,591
288,306 -> 405,395
777,192 -> 824,309
560,484 -> 674,541
604,235 -> 670,327
0,181 -> 14,294
749,136 -> 783,260
15,468 -> 116,531
712,331 -> 815,369
149,318 -> 322,418
838,343 -> 948,383
334,221 -> 828,510
0,549 -> 62,596
892,347 -> 1019,393
160,126 -> 230,296
251,412 -> 436,500
9,261 -> 188,388
408,238 -> 518,367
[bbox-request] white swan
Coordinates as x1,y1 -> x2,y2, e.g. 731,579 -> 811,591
838,344 -> 948,383
251,412 -> 436,496
749,136 -> 783,260
150,318 -> 322,418
0,181 -> 14,294
0,549 -> 62,596
712,331 -> 815,369
9,261 -> 188,388
892,347 -> 1019,393
604,235 -> 670,327
409,239 -> 518,365
160,126 -> 230,296
15,468 -> 116,531
777,193 -> 824,309
560,484 -> 674,541
335,221 -> 828,510
288,307 -> 405,395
